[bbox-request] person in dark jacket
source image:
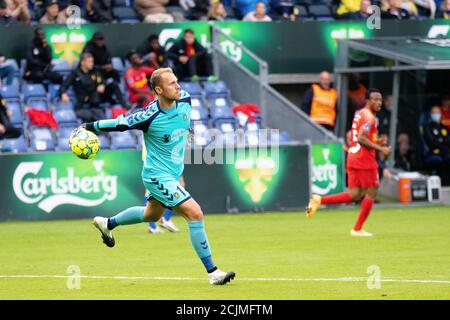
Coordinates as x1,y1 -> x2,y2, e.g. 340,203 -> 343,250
137,34 -> 169,70
86,0 -> 114,23
59,52 -> 125,122
0,94 -> 21,140
167,28 -> 212,80
423,105 -> 450,184
82,32 -> 121,83
0,0 -> 18,25
24,28 -> 63,84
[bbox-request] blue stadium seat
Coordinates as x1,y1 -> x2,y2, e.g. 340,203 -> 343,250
179,82 -> 203,96
5,59 -> 19,76
279,131 -> 292,143
23,84 -> 47,102
0,85 -> 20,100
26,98 -> 49,111
98,133 -> 111,150
53,109 -> 79,126
30,127 -> 55,151
210,99 -> 233,119
191,120 -> 210,147
190,96 -> 206,109
112,57 -> 124,74
6,101 -> 23,126
204,81 -> 229,97
190,106 -> 208,121
113,7 -> 139,21
110,131 -> 136,149
114,0 -> 132,6
308,4 -> 332,20
214,118 -> 237,133
1,135 -> 28,153
119,18 -> 141,23
52,59 -> 71,76
56,125 -> 77,151
54,100 -> 75,111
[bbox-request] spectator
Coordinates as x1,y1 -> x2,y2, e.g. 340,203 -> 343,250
243,1 -> 272,21
39,0 -> 67,24
86,0 -> 114,23
348,73 -> 367,110
137,34 -> 169,70
437,0 -> 450,18
236,0 -> 268,17
381,0 -> 411,19
24,28 -> 63,85
0,51 -> 15,85
336,0 -> 361,16
135,0 -> 174,23
82,33 -> 123,93
187,0 -> 209,20
208,1 -> 227,21
30,0 -> 44,20
0,93 -> 21,140
125,51 -> 155,109
301,71 -> 338,132
60,52 -> 122,122
395,132 -> 417,171
6,0 -> 31,24
423,106 -> 450,184
377,94 -> 393,135
277,0 -> 297,21
339,0 -> 372,19
413,0 -> 437,17
167,29 -> 213,81
440,94 -> 450,128
0,0 -> 18,24
377,133 -> 393,181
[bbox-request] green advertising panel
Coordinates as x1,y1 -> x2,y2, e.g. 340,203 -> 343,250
0,150 -> 143,221
311,142 -> 345,196
184,144 -> 310,213
2,20 -> 448,74
0,145 -> 310,220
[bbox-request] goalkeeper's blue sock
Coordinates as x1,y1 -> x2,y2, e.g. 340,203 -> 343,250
107,206 -> 145,230
163,209 -> 173,221
188,220 -> 217,273
148,222 -> 158,230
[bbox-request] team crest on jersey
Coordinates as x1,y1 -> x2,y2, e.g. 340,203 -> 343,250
161,134 -> 171,143
174,192 -> 180,199
364,123 -> 371,130
183,114 -> 188,121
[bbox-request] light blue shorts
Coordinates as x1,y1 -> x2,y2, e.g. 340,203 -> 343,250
143,176 -> 191,208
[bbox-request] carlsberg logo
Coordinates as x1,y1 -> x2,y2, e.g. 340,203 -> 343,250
312,148 -> 338,195
13,161 -> 117,213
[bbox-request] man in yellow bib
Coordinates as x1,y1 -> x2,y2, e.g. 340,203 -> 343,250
301,71 -> 338,132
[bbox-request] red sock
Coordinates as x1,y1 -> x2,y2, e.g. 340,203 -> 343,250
353,197 -> 374,231
321,192 -> 352,205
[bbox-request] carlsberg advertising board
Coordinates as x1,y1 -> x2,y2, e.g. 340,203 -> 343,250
0,151 -> 143,220
311,143 -> 345,196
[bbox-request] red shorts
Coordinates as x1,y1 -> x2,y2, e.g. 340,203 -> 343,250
347,167 -> 379,189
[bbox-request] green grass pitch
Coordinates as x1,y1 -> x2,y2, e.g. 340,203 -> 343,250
0,206 -> 449,300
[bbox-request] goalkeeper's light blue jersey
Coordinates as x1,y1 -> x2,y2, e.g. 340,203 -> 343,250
92,90 -> 191,181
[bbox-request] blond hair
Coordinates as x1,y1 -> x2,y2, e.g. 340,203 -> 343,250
150,68 -> 174,91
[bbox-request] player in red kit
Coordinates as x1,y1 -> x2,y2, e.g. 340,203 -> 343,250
306,88 -> 392,237
125,51 -> 155,108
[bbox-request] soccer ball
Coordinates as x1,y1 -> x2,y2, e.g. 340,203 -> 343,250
69,128 -> 100,160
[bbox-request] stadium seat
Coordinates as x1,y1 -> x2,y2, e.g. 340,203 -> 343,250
192,120 -> 210,147
52,59 -> 71,76
29,127 -> 55,151
26,98 -> 49,111
279,131 -> 292,143
308,4 -> 333,20
110,131 -> 136,149
1,135 -> 28,152
5,59 -> 19,76
98,133 -> 111,150
204,81 -> 229,97
53,109 -> 79,126
209,96 -> 232,115
112,57 -> 125,74
113,0 -> 132,6
294,5 -> 311,19
23,84 -> 47,102
179,82 -> 203,96
0,85 -> 20,100
214,118 -> 237,133
54,100 -> 75,111
56,125 -> 77,151
190,96 -> 206,109
6,100 -> 23,126
190,106 -> 208,121
113,7 -> 139,21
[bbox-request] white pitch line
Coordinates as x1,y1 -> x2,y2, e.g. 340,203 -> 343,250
0,275 -> 449,284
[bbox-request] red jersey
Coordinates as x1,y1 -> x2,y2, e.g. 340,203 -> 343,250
347,108 -> 378,170
125,66 -> 154,104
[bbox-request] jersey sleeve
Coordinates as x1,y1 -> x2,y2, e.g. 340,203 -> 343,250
85,107 -> 160,133
178,90 -> 191,106
359,110 -> 375,133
